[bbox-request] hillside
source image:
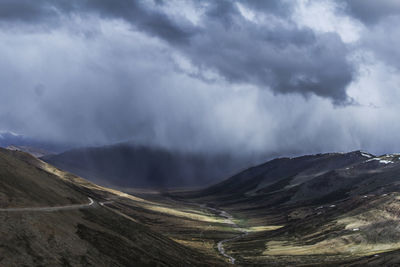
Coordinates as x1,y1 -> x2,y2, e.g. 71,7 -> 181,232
5,147 -> 400,266
42,143 -> 250,188
0,148 -> 227,266
196,151 -> 369,198
189,150 -> 400,207
172,151 -> 400,265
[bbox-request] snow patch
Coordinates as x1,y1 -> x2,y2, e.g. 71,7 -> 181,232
365,158 -> 394,164
386,153 -> 400,156
361,152 -> 372,158
379,160 -> 394,164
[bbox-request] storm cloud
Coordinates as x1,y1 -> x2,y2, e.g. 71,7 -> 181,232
1,0 -> 400,157
0,0 -> 354,102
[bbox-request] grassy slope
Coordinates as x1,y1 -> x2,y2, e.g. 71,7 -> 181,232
0,148 -> 88,208
220,193 -> 400,266
0,148 -> 227,266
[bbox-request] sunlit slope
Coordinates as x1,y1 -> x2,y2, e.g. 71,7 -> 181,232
219,193 -> 400,265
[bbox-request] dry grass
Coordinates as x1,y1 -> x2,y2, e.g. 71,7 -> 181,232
246,225 -> 283,232
140,203 -> 225,223
172,239 -> 220,259
262,194 -> 400,258
39,158 -> 153,203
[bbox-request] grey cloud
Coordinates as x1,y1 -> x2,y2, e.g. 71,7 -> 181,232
181,1 -> 354,103
205,0 -> 292,19
0,0 -> 354,103
155,0 -> 353,103
0,0 -> 194,44
357,15 -> 400,77
190,29 -> 352,103
342,2 -> 400,73
241,0 -> 293,16
342,0 -> 400,24
80,0 -> 195,44
2,0 -> 399,159
0,0 -> 58,24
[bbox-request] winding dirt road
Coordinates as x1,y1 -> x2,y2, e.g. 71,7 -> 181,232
1,194 -> 247,264
0,197 -> 94,212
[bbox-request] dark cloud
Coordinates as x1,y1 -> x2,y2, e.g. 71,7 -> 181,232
0,0 -> 58,24
241,0 -> 293,16
186,11 -> 353,103
102,0 -> 354,103
179,0 -> 354,102
1,0 -> 399,158
0,0 -> 354,103
0,0 -> 194,44
80,0 -> 195,44
342,0 -> 400,24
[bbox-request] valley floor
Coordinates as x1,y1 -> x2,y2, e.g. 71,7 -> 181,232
127,189 -> 400,266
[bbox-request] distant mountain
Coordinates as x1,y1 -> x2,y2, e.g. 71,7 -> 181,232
190,150 -> 400,206
0,131 -> 25,146
196,150 -> 374,202
6,145 -> 53,158
0,131 -> 70,153
42,143 -> 253,188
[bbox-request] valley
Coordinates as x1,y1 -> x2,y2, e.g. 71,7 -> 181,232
3,148 -> 400,266
2,1 -> 399,265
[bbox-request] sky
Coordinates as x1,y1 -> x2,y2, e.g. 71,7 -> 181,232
0,0 -> 400,157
